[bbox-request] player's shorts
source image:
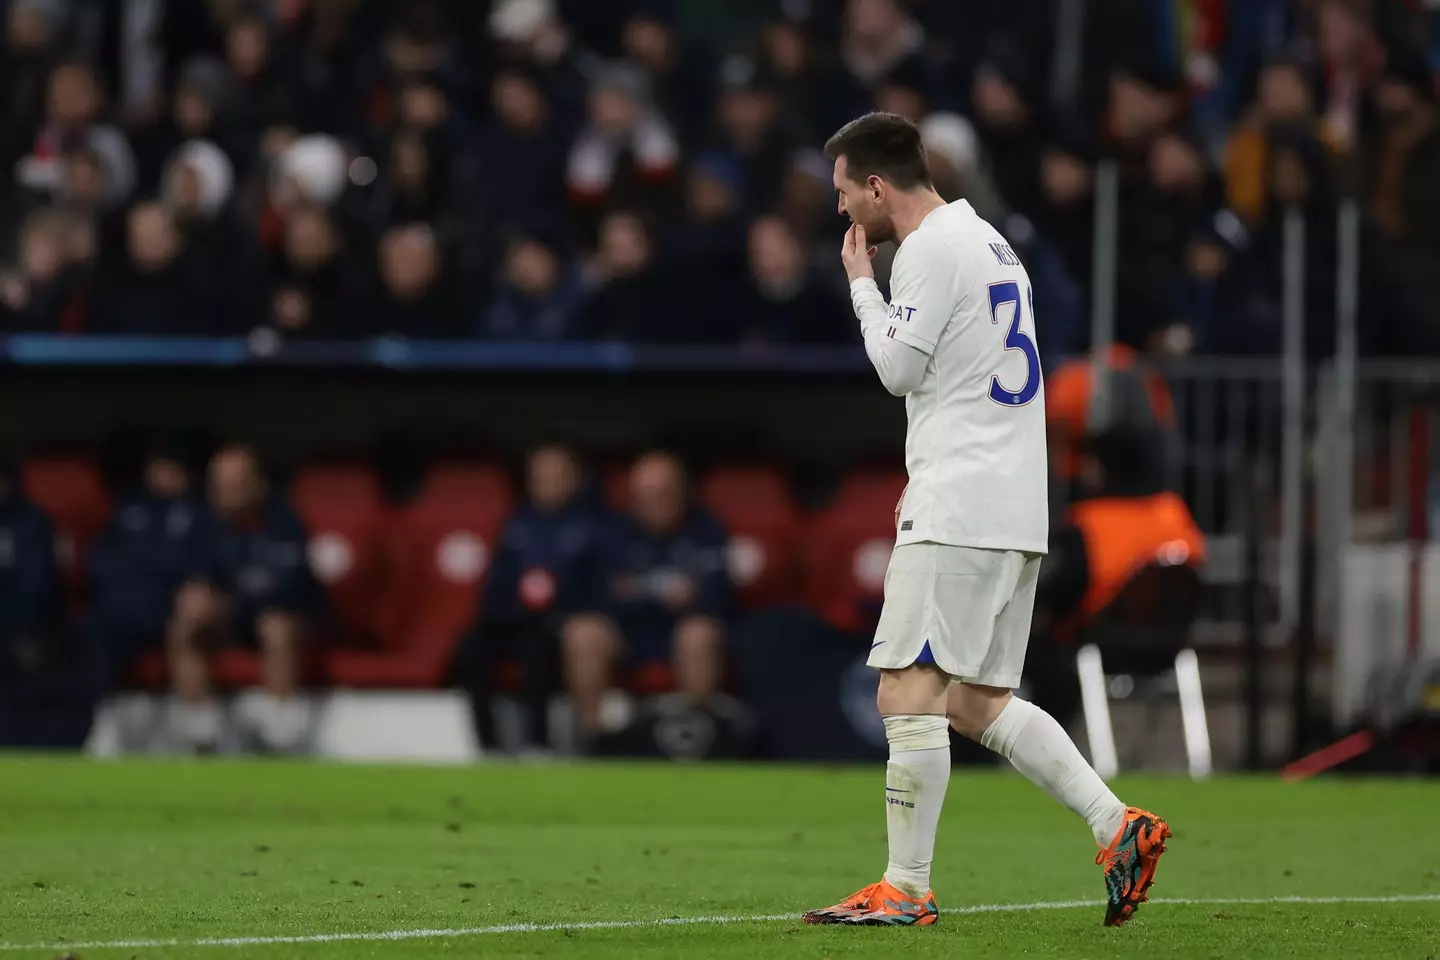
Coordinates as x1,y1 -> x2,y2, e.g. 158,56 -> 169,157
866,542 -> 1042,688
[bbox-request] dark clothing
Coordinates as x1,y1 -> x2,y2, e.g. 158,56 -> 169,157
0,495 -> 61,640
264,253 -> 365,339
190,499 -> 322,625
480,272 -> 585,342
472,123 -> 570,230
89,259 -> 219,335
736,281 -> 848,346
86,494 -> 206,685
578,270 -> 676,342
595,510 -> 731,657
464,501 -> 605,750
0,265 -> 92,333
1033,522 -> 1088,622
482,503 -> 605,622
363,279 -> 464,339
89,494 -> 204,632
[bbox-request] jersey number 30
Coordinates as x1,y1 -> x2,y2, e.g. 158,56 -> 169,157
987,281 -> 1040,407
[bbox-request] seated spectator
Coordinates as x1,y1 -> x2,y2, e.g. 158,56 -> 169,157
710,65 -> 795,213
0,208 -> 91,332
16,60 -> 136,211
562,452 -> 730,745
578,210 -> 674,341
90,201 -> 219,334
0,0 -> 64,166
565,61 -> 680,237
1117,127 -> 1225,350
54,144 -> 122,215
737,215 -> 846,345
969,45 -> 1043,219
460,443 -> 604,753
221,15 -> 297,171
364,223 -> 462,338
668,152 -> 749,340
480,225 -> 583,341
1032,129 -> 1097,298
620,6 -> 715,149
261,205 -> 360,340
1225,58 -> 1325,226
0,452 -> 62,684
162,138 -> 259,330
1364,55 -> 1440,265
474,64 -> 568,228
166,444 -> 321,753
1025,428 -> 1206,729
85,445 -> 203,689
131,58 -> 243,195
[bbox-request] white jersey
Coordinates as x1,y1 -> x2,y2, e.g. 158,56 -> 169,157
854,199 -> 1049,554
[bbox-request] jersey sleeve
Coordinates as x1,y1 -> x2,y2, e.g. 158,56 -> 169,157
874,234 -> 957,356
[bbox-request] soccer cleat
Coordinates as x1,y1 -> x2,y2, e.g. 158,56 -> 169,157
1096,807 -> 1172,927
802,878 -> 939,926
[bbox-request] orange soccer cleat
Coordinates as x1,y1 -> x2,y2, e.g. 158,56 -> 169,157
1097,807 -> 1172,926
802,877 -> 939,926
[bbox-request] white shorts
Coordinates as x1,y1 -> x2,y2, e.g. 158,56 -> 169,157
866,542 -> 1042,688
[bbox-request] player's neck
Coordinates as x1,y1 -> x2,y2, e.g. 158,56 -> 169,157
891,189 -> 947,244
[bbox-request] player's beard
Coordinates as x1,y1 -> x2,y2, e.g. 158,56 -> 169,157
861,213 -> 896,246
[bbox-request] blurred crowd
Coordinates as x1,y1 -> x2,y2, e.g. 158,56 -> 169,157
0,437 -> 746,754
2,0 -> 1440,354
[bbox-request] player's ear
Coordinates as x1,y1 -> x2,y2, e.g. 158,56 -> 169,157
867,174 -> 884,202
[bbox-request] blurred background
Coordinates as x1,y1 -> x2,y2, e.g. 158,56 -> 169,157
0,0 -> 1437,775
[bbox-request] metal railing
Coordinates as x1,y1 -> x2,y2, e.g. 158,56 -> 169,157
1086,173 -> 1434,752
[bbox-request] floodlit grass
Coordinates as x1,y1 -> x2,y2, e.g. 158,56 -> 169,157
2,758 -> 1437,958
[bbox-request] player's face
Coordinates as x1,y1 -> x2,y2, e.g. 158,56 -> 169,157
833,155 -> 895,245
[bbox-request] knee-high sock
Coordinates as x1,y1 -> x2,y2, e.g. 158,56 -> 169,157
981,697 -> 1127,847
882,715 -> 951,898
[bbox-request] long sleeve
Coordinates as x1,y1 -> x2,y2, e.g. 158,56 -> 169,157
851,277 -> 931,396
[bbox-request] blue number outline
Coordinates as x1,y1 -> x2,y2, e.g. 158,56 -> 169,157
986,281 -> 1041,407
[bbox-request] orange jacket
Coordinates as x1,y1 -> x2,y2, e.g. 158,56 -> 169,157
1069,492 -> 1206,618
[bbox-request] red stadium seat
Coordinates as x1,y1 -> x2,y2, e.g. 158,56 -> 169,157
325,463 -> 512,688
128,648 -> 265,689
22,458 -> 112,603
803,470 -> 906,633
290,465 -> 389,643
699,466 -> 801,611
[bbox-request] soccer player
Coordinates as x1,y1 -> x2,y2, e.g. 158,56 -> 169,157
802,113 -> 1170,928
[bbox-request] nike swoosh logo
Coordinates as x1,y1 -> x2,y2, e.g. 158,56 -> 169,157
885,788 -> 911,794
870,640 -> 886,649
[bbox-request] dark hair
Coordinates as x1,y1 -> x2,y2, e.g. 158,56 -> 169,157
823,111 -> 931,190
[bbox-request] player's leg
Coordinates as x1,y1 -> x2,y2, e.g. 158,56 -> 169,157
248,609 -> 311,753
560,613 -> 620,737
948,553 -> 1170,926
876,663 -> 951,902
804,543 -> 946,927
948,682 -> 1126,846
164,581 -> 225,750
671,614 -> 723,706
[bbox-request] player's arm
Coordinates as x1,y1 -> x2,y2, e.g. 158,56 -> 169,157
845,226 -> 948,396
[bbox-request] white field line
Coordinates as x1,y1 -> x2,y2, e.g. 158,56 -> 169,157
2,894 -> 1436,952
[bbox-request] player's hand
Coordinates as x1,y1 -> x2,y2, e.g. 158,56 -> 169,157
895,483 -> 906,530
842,223 -> 877,283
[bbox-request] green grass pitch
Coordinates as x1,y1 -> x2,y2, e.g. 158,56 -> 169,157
2,758 -> 1437,958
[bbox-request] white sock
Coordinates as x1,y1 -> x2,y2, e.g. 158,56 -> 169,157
171,697 -> 222,747
881,715 -> 950,898
237,691 -> 312,753
981,697 -> 1127,847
